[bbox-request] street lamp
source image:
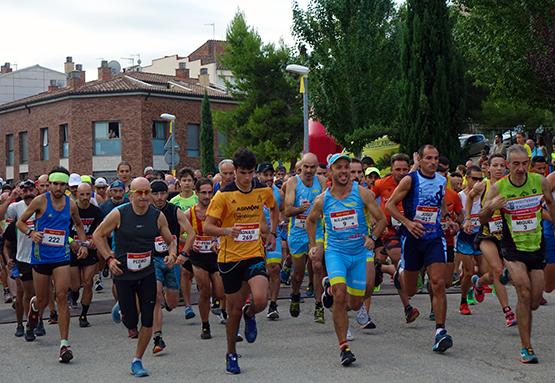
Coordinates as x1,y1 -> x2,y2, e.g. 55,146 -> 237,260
160,113 -> 177,175
286,64 -> 310,154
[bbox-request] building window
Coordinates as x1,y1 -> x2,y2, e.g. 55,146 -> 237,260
152,121 -> 168,155
186,123 -> 200,157
40,128 -> 49,160
6,134 -> 14,166
19,132 -> 28,164
94,121 -> 121,156
60,124 -> 69,158
217,131 -> 227,157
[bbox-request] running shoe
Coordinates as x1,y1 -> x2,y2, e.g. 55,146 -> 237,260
267,302 -> 279,320
340,346 -> 356,366
356,306 -> 369,326
432,330 -> 453,353
211,298 -> 222,316
346,328 -> 354,341
471,275 -> 485,303
34,319 -> 46,336
242,304 -> 257,343
102,265 -> 110,278
305,283 -> 314,298
59,345 -> 73,363
289,299 -> 300,317
459,303 -> 472,315
314,304 -> 325,324
153,336 -> 166,353
48,310 -> 58,325
505,310 -> 517,327
27,296 -> 39,331
219,310 -> 228,324
94,278 -> 104,292
374,260 -> 383,288
236,332 -> 243,342
79,316 -> 90,328
405,305 -> 420,323
184,305 -> 196,319
520,347 -> 539,364
280,266 -> 291,285
15,323 -> 24,337
3,289 -> 13,304
226,353 -> 241,374
321,277 -> 333,309
24,327 -> 36,342
499,267 -> 510,285
362,317 -> 377,329
201,326 -> 212,340
467,289 -> 477,305
111,302 -> 121,323
128,328 -> 139,339
130,360 -> 149,377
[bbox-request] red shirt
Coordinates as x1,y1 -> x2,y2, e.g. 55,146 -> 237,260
443,188 -> 463,246
372,175 -> 403,239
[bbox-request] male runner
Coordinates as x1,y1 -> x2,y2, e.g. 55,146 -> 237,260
94,177 -> 177,377
204,148 -> 278,375
480,144 -> 555,363
284,152 -> 327,323
17,167 -> 89,363
386,144 -> 454,353
544,171 -> 555,293
213,159 -> 235,193
308,153 -> 386,366
36,175 -> 50,194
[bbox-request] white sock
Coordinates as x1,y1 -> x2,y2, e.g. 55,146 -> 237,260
435,327 -> 445,336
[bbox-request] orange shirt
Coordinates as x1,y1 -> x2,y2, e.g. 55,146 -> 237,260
372,175 -> 403,238
443,188 -> 462,246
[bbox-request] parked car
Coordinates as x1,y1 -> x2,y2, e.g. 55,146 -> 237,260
459,134 -> 490,157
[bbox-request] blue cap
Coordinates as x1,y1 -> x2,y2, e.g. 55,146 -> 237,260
110,180 -> 125,189
327,153 -> 351,169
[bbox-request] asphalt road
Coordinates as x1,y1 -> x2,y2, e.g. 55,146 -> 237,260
1,281 -> 554,383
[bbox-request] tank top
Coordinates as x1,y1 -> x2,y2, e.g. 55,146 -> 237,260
496,173 -> 543,252
400,171 -> 446,240
114,203 -> 159,280
189,205 -> 217,256
480,179 -> 502,238
153,203 -> 179,257
459,189 -> 481,234
289,175 -> 322,236
264,184 -> 282,234
323,182 -> 369,253
31,192 -> 71,265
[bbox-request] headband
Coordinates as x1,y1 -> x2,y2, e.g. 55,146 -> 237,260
49,172 -> 70,183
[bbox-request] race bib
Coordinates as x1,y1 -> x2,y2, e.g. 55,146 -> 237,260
503,195 -> 542,233
414,206 -> 438,224
235,223 -> 260,242
330,209 -> 358,231
127,251 -> 151,271
511,213 -> 537,233
154,235 -> 176,253
488,216 -> 503,234
42,229 -> 65,247
194,235 -> 214,253
294,214 -> 307,229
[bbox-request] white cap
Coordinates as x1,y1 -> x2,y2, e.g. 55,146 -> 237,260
95,177 -> 108,187
68,173 -> 82,187
144,166 -> 154,175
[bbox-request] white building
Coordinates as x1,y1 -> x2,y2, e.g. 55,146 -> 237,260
0,63 -> 66,105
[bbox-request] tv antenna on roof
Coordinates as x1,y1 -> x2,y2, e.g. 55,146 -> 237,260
205,23 -> 215,39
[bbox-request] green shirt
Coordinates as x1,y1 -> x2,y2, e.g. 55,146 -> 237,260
170,193 -> 198,212
496,173 -> 543,252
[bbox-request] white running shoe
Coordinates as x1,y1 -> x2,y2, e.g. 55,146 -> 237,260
355,306 -> 369,326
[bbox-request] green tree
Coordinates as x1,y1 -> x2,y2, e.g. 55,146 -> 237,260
292,0 -> 402,154
399,0 -> 465,161
200,91 -> 215,174
213,11 -> 303,162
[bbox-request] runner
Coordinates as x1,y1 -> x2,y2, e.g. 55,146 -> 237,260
204,148 -> 278,375
36,175 -> 50,194
116,161 -> 132,193
284,152 -> 327,323
93,177 -> 177,377
386,144 -> 454,353
544,170 -> 555,293
16,167 -> 89,363
307,153 -> 386,366
93,177 -> 109,205
68,183 -> 102,328
480,144 -> 555,363
150,179 -> 194,352
213,159 -> 235,193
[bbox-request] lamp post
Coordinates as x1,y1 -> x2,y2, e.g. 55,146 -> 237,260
160,113 -> 176,175
286,64 -> 310,154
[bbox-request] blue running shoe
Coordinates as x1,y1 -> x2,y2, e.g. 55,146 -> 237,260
432,330 -> 453,353
321,277 -> 333,309
111,302 -> 121,324
242,304 -> 257,343
184,305 -> 196,320
130,360 -> 149,377
226,353 -> 241,374
520,347 -> 539,364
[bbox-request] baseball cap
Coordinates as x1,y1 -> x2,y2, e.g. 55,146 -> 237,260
144,166 -> 154,175
364,167 -> 381,177
327,153 -> 351,169
150,180 -> 168,193
95,177 -> 108,187
68,173 -> 82,187
256,162 -> 274,173
110,180 -> 125,189
20,179 -> 35,189
80,175 -> 92,184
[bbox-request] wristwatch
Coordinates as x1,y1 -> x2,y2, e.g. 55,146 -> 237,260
25,228 -> 33,237
370,234 -> 378,242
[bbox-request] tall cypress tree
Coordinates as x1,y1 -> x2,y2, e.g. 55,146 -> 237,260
400,0 -> 465,162
200,91 -> 215,175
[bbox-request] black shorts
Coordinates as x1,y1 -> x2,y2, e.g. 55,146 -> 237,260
190,253 -> 218,274
218,257 -> 268,294
70,251 -> 99,267
114,272 -> 156,329
16,261 -> 33,282
446,246 -> 454,263
182,258 -> 193,273
32,261 -> 70,276
475,235 -> 502,256
501,248 -> 545,271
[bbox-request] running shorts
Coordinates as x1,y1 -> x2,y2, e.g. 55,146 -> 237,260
325,248 -> 369,297
218,257 -> 268,295
400,235 -> 447,272
153,256 -> 179,290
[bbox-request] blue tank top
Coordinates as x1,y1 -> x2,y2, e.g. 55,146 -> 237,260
323,182 -> 369,252
400,171 -> 446,240
32,192 -> 71,264
289,175 -> 322,236
264,184 -> 282,232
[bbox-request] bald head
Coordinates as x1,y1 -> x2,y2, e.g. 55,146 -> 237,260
302,152 -> 318,165
37,174 -> 50,194
300,152 -> 318,180
131,177 -> 149,190
77,183 -> 92,193
76,182 -> 92,206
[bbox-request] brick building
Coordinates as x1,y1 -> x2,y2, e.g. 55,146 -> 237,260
0,61 -> 236,181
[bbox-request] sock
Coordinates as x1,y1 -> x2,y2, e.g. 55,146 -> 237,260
81,304 -> 90,318
132,357 -> 141,363
154,331 -> 162,338
202,321 -> 210,330
339,341 -> 349,350
270,301 -> 277,307
460,296 -> 467,305
404,304 -> 412,313
435,327 -> 445,335
503,306 -> 512,314
60,339 -> 70,348
291,293 -> 301,302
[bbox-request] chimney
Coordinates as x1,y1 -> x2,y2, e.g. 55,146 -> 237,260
175,62 -> 189,80
75,64 -> 86,83
67,70 -> 84,89
98,60 -> 112,81
48,79 -> 59,92
64,57 -> 74,74
1,62 -> 12,74
199,67 -> 209,87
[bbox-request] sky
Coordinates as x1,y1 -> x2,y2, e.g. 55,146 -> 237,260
2,0 -> 309,79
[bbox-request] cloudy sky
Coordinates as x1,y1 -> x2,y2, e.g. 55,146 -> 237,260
3,0 -> 309,79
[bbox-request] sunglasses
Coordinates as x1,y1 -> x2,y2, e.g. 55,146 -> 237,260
131,189 -> 151,196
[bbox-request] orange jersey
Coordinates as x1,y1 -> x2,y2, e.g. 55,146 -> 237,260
443,188 -> 463,246
372,175 -> 403,238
